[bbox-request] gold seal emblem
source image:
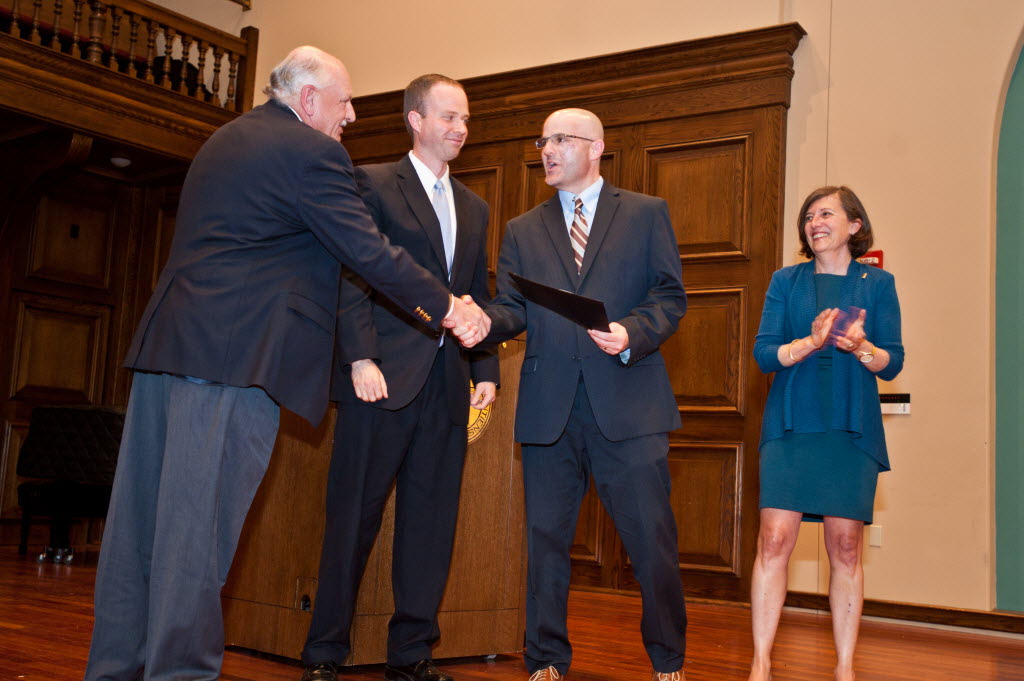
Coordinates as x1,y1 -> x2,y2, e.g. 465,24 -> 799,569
467,381 -> 492,444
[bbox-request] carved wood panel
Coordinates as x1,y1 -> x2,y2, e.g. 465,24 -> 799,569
571,480 -> 606,568
670,442 -> 741,573
10,292 -> 110,404
451,163 -> 503,277
28,184 -> 117,291
646,136 -> 750,261
663,287 -> 746,414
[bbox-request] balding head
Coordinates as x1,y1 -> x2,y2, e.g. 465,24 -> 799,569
544,108 -> 604,142
263,46 -> 356,141
263,46 -> 346,104
539,108 -> 605,195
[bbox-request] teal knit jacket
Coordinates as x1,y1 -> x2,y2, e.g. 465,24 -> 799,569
753,260 -> 905,469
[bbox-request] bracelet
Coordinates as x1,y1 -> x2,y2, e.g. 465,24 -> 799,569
788,338 -> 800,362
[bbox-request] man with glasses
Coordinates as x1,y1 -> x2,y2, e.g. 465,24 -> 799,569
485,108 -> 689,681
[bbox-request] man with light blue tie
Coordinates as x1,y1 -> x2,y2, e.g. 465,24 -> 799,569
300,74 -> 498,681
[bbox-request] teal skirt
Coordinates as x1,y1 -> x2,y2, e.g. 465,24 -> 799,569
759,429 -> 881,523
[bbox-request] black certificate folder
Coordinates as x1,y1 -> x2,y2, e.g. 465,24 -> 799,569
509,272 -> 611,332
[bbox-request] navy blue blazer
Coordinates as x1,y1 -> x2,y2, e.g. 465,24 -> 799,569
124,100 -> 451,426
330,156 -> 499,424
486,182 -> 686,444
753,260 -> 905,469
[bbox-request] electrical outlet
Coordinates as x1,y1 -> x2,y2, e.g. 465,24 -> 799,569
868,525 -> 883,547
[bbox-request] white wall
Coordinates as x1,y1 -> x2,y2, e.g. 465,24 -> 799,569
154,0 -> 1024,611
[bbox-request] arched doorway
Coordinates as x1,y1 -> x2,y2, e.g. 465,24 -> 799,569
996,39 -> 1024,612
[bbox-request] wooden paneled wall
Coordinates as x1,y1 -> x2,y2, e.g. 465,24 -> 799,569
341,23 -> 805,602
0,2 -> 254,546
0,140 -> 184,546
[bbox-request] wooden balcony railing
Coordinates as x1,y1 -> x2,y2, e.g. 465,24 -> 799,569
2,0 -> 257,112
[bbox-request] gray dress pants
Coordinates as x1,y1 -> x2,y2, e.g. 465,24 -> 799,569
84,371 -> 280,681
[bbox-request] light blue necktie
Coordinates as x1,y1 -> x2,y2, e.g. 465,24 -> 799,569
432,180 -> 454,275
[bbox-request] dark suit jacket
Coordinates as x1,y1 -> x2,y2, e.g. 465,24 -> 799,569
487,181 -> 686,444
331,156 -> 499,425
124,100 -> 451,427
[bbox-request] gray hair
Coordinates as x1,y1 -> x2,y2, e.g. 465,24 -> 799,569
263,46 -> 332,102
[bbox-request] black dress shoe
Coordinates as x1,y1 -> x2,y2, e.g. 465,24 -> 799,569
301,661 -> 341,681
384,659 -> 453,681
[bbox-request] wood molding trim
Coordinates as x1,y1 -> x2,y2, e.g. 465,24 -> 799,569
0,34 -> 237,160
785,591 -> 1024,634
584,585 -> 1024,634
343,22 -> 806,159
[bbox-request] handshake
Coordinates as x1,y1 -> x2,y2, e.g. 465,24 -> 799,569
442,295 -> 491,348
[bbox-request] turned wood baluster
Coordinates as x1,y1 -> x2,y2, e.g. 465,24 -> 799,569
86,1 -> 106,64
142,18 -> 155,83
126,11 -> 139,77
7,0 -> 20,37
108,7 -> 122,70
69,0 -> 83,58
29,0 -> 42,43
194,39 -> 208,101
49,0 -> 63,50
211,45 -> 224,107
161,25 -> 174,88
226,50 -> 239,112
178,32 -> 192,94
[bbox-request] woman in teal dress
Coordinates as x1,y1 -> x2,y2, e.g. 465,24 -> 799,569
747,186 -> 904,681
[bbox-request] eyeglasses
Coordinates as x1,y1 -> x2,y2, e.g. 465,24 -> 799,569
534,133 -> 595,149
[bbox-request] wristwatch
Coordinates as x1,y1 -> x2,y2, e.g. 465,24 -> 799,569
857,343 -> 875,363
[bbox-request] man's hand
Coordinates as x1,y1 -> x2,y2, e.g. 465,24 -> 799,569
588,322 -> 630,355
471,381 -> 497,410
350,359 -> 388,402
442,295 -> 491,348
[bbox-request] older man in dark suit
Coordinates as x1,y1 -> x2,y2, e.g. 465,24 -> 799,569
299,74 -> 498,681
83,47 -> 489,681
486,108 -> 689,681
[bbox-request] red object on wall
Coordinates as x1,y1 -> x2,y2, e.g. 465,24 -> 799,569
858,249 -> 884,268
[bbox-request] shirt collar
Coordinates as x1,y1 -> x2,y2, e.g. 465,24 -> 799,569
559,176 -> 604,217
284,103 -> 303,122
408,151 -> 451,196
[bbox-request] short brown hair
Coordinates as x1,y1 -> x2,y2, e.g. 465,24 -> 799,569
403,74 -> 464,137
797,185 -> 874,260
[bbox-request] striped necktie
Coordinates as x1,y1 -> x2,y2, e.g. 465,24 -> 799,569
570,197 -> 589,273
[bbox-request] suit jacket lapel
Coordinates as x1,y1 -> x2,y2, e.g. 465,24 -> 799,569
449,181 -> 476,289
540,197 -> 579,288
578,182 -> 619,284
396,156 -> 449,280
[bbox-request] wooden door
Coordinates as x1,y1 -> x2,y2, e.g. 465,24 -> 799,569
565,109 -> 786,601
450,111 -> 785,602
0,121 -> 186,548
0,164 -> 129,534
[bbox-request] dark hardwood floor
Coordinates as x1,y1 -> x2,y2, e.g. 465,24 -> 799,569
1,546 -> 1022,680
